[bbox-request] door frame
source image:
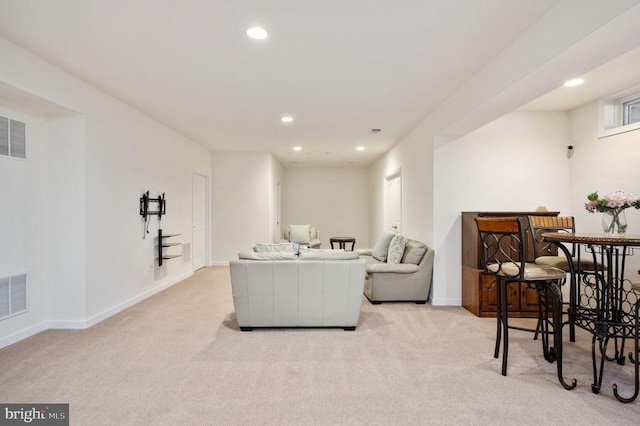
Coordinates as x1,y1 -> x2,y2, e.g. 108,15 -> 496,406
384,169 -> 402,234
192,172 -> 210,270
275,180 -> 282,243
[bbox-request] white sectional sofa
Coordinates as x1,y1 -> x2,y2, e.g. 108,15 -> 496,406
229,249 -> 366,331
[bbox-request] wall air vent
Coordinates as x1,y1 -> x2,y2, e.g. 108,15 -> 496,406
0,115 -> 26,159
0,273 -> 27,320
0,116 -> 8,156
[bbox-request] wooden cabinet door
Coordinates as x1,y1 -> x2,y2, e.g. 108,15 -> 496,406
480,275 -> 519,313
520,283 -> 541,312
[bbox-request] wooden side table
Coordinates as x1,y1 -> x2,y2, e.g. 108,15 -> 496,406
330,237 -> 356,251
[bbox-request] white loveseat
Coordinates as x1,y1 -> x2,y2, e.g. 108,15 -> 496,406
229,249 -> 366,331
358,234 -> 434,304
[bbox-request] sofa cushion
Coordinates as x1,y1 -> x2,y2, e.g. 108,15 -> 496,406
387,234 -> 406,264
299,249 -> 359,260
238,251 -> 298,260
367,262 -> 419,274
401,240 -> 428,265
254,242 -> 300,254
372,232 -> 395,262
289,224 -> 311,244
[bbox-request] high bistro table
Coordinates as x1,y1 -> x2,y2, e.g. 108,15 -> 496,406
541,232 -> 640,403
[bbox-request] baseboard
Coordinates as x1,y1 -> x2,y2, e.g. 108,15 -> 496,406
0,270 -> 194,349
430,297 -> 461,306
82,270 -> 194,328
0,321 -> 49,349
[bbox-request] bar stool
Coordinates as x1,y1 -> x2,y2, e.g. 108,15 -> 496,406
529,215 -> 598,341
475,216 -> 576,389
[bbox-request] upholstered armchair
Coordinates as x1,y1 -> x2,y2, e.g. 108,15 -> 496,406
280,224 -> 321,249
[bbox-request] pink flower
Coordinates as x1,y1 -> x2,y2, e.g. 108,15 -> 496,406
585,190 -> 640,213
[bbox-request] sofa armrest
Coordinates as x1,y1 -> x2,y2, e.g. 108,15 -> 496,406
357,248 -> 373,256
367,263 -> 419,274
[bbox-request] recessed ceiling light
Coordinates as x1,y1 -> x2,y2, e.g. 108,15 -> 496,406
281,116 -> 294,123
356,146 -> 365,151
246,27 -> 268,40
293,146 -> 302,151
563,78 -> 584,87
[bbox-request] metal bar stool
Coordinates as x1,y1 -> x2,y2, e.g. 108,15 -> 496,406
476,216 -> 576,389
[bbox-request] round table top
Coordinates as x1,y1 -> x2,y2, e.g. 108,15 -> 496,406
541,232 -> 640,246
330,237 -> 355,242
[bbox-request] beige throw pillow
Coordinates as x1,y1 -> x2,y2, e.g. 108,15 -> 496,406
372,232 -> 395,262
401,240 -> 428,265
254,242 -> 300,254
387,234 -> 407,264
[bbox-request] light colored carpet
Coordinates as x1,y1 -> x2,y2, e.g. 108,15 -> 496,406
1,266 -> 639,425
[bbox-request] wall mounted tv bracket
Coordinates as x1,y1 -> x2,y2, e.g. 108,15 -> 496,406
140,191 -> 166,238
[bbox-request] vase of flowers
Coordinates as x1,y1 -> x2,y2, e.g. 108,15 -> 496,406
601,209 -> 627,234
585,191 -> 640,235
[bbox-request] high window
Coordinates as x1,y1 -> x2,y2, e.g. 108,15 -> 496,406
623,97 -> 640,126
600,87 -> 640,138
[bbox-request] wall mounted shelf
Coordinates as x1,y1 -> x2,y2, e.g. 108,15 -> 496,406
157,229 -> 181,266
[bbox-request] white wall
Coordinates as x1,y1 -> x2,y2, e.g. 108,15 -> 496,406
433,111 -> 572,305
568,100 -> 640,277
0,37 -> 211,346
368,122 -> 434,248
210,151 -> 276,263
0,105 -> 50,340
282,168 -> 369,249
47,115 -> 87,323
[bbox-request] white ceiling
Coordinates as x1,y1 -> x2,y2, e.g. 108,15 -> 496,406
1,0 -> 639,166
521,44 -> 640,111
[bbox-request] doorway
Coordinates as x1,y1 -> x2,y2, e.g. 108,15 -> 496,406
192,173 -> 208,270
276,181 -> 282,242
385,170 -> 402,234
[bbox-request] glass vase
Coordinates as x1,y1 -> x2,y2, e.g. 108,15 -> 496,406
602,209 -> 627,235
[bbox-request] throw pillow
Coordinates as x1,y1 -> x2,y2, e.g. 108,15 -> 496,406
401,240 -> 428,265
372,232 -> 395,262
254,242 -> 300,254
387,234 -> 407,264
289,224 -> 310,244
238,251 -> 298,260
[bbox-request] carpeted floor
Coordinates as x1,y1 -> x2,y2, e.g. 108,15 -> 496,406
1,266 -> 639,425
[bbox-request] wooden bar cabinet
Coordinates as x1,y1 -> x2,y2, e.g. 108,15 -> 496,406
461,210 -> 559,317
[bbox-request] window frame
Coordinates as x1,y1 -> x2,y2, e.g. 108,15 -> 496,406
622,96 -> 640,126
599,86 -> 640,138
